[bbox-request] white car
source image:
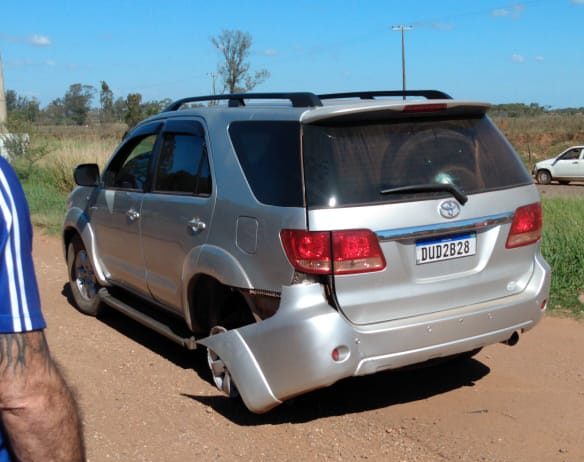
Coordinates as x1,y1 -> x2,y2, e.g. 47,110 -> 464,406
534,146 -> 584,184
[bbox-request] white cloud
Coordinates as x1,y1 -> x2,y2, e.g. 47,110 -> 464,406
45,59 -> 57,67
29,34 -> 51,46
512,54 -> 525,63
0,33 -> 51,46
492,3 -> 525,19
535,55 -> 545,61
263,48 -> 277,57
431,22 -> 454,31
492,8 -> 509,16
572,0 -> 584,4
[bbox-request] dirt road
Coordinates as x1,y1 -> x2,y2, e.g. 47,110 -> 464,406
35,233 -> 583,462
537,181 -> 584,198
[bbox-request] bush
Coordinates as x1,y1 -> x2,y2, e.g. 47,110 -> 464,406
1,119 -> 51,180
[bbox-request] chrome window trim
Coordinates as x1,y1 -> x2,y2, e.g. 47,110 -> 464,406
376,212 -> 514,242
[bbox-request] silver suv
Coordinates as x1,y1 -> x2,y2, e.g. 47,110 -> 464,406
64,90 -> 550,413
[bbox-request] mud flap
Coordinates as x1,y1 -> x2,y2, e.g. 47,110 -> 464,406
198,283 -> 358,413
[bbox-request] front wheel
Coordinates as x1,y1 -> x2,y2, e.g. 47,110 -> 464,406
536,170 -> 552,185
67,236 -> 103,316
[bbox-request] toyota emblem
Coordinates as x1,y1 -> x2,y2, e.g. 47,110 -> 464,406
439,200 -> 461,219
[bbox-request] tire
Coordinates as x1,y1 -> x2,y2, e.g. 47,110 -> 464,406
536,170 -> 552,185
206,326 -> 239,398
67,236 -> 103,316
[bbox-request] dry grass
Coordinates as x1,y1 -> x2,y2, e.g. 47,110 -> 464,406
36,125 -> 123,193
493,114 -> 584,166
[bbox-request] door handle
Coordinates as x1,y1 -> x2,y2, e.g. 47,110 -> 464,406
188,217 -> 206,233
126,208 -> 140,221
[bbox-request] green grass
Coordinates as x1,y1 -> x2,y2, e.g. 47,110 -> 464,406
22,167 -> 68,235
541,197 -> 584,316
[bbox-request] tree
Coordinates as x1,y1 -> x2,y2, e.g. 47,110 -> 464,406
63,83 -> 95,125
125,93 -> 143,128
99,81 -> 114,123
113,97 -> 126,122
211,29 -> 270,93
43,98 -> 66,125
5,90 -> 40,123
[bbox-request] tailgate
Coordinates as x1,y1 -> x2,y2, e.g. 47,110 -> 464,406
308,186 -> 541,325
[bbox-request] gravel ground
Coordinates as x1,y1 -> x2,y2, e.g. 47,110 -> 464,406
536,180 -> 584,198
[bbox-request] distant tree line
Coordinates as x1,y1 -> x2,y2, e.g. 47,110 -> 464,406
489,103 -> 584,117
5,29 -> 272,129
5,83 -> 171,128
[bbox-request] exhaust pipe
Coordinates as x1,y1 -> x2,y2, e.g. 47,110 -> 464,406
502,331 -> 520,346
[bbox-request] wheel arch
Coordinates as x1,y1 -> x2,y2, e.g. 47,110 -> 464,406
63,208 -> 109,285
181,245 -> 254,333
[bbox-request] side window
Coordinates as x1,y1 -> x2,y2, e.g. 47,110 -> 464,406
561,148 -> 581,160
153,132 -> 212,196
104,134 -> 157,190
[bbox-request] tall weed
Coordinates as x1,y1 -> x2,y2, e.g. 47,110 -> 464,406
541,197 -> 584,316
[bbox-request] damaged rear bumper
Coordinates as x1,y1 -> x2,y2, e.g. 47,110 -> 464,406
198,257 -> 549,413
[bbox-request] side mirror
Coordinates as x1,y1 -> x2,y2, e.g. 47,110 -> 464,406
74,163 -> 100,187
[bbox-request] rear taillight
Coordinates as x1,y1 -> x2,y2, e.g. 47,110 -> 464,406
505,203 -> 543,249
280,229 -> 386,275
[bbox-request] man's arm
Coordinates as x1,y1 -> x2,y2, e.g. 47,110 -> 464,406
0,330 -> 85,462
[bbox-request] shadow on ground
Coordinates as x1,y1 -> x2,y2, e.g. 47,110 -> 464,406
62,283 -> 491,424
184,356 -> 490,424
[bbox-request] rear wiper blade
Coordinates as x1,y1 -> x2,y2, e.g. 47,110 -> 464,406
380,183 -> 468,205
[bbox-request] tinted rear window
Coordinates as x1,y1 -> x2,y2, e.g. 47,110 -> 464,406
303,116 -> 532,208
229,121 -> 303,207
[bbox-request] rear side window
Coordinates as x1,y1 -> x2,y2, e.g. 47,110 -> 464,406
229,121 -> 303,207
154,133 -> 211,195
302,116 -> 532,208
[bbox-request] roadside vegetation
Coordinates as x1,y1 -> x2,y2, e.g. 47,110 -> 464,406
541,198 -> 584,317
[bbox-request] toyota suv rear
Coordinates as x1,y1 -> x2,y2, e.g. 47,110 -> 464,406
64,90 -> 550,413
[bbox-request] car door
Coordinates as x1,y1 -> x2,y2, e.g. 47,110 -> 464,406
553,147 -> 583,178
576,148 -> 584,179
140,118 -> 215,311
90,122 -> 162,294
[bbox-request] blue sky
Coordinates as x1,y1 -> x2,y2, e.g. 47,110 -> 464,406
2,0 -> 583,108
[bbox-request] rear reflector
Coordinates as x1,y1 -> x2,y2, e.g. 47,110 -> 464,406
505,203 -> 543,249
280,229 -> 386,275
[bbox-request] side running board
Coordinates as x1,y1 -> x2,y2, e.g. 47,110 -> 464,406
98,288 -> 197,350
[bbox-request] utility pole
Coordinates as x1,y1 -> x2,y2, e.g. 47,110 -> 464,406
391,25 -> 413,100
0,53 -> 7,127
207,72 -> 218,106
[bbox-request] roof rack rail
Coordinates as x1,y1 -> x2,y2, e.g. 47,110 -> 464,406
318,90 -> 452,100
164,92 -> 322,111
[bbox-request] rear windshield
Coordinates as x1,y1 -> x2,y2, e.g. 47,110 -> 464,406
302,115 -> 532,208
229,121 -> 303,207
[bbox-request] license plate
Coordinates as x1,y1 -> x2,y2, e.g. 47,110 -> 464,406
416,233 -> 476,265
